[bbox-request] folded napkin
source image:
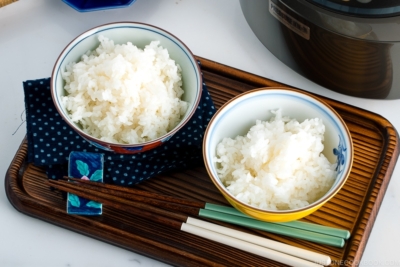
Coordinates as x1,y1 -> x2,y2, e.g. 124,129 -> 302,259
24,69 -> 216,186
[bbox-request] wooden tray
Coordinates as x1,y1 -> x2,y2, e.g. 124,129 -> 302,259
5,56 -> 399,267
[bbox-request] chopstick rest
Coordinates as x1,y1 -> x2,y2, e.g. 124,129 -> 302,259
66,152 -> 104,215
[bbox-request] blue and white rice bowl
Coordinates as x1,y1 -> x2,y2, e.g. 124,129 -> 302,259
203,87 -> 354,222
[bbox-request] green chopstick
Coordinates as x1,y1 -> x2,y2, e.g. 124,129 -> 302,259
203,203 -> 350,241
277,220 -> 350,240
199,208 -> 345,248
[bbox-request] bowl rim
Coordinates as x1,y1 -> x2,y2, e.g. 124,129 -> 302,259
202,86 -> 354,214
50,21 -> 202,148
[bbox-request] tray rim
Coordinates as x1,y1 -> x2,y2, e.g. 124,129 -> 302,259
5,56 -> 400,267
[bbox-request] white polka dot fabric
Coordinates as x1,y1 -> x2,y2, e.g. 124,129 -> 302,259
23,68 -> 216,186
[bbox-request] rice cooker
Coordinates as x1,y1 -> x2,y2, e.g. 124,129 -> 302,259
240,0 -> 400,99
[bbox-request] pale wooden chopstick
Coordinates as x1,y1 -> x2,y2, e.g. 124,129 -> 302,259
181,223 -> 325,267
185,217 -> 330,266
48,178 -> 331,266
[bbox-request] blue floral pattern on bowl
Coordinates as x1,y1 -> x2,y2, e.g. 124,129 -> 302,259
333,135 -> 347,175
67,152 -> 104,215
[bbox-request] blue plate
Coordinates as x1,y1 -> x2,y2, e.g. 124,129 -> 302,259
62,0 -> 137,12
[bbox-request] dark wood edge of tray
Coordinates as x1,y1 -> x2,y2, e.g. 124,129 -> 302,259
5,56 -> 400,266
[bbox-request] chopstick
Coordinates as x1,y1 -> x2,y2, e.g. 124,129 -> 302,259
203,203 -> 350,240
181,222 -> 326,267
48,178 -> 330,267
58,176 -> 348,246
185,217 -> 330,266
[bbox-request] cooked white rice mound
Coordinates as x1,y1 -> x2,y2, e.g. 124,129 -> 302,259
215,109 -> 336,210
61,35 -> 188,144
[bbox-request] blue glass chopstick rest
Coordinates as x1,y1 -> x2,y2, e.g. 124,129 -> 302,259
67,151 -> 104,215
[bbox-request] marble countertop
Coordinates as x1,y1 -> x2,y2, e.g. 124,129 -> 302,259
1,1 -> 399,266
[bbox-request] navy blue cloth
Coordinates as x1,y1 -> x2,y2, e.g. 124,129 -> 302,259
24,71 -> 215,186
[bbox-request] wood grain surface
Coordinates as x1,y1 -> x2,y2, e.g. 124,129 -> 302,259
0,0 -> 17,8
5,56 -> 399,267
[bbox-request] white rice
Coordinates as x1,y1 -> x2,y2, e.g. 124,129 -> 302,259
214,109 -> 336,210
61,35 -> 188,144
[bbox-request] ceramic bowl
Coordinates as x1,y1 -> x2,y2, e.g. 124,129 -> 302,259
203,87 -> 353,222
51,22 -> 202,154
62,0 -> 137,12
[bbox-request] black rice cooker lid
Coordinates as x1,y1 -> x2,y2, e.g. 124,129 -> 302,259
306,0 -> 400,18
281,0 -> 400,41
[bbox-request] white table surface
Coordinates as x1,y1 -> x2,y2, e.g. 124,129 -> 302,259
1,1 -> 399,266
